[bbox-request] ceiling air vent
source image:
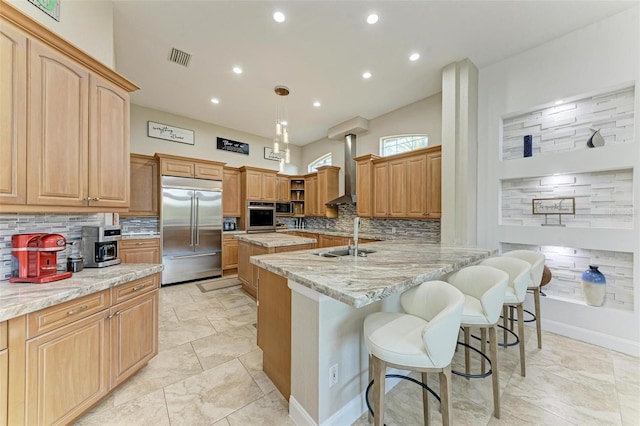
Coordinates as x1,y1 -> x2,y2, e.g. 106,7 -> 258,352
168,48 -> 192,67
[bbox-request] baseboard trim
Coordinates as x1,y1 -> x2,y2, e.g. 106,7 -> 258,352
289,395 -> 317,426
543,319 -> 640,357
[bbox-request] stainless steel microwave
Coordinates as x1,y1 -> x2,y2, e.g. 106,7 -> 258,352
247,202 -> 276,233
276,202 -> 294,215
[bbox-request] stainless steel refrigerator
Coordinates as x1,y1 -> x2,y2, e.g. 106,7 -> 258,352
161,176 -> 222,285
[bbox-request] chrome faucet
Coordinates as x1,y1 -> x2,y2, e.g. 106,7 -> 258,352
353,216 -> 360,257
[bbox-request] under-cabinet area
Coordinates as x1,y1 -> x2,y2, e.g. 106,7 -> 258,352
0,266 -> 162,426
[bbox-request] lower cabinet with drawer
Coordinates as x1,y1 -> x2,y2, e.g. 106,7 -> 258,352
1,321 -> 7,426
6,273 -> 160,425
120,238 -> 161,264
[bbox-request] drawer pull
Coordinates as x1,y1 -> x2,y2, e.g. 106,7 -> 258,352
132,284 -> 145,292
136,242 -> 144,245
67,305 -> 88,316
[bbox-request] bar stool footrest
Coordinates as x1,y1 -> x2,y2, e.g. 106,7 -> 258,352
365,374 -> 440,423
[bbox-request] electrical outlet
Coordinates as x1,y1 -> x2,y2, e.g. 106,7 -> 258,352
391,227 -> 396,234
329,364 -> 338,387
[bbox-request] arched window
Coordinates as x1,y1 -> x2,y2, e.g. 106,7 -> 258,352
380,134 -> 428,156
308,153 -> 332,172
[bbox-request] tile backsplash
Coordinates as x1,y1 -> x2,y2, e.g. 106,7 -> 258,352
0,213 -> 107,280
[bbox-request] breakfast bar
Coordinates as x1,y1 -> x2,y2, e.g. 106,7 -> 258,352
250,240 -> 496,425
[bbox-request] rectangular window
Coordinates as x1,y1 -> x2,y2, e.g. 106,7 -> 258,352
380,135 -> 428,156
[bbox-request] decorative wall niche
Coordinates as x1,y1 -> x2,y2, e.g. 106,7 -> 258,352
502,86 -> 634,160
500,169 -> 633,228
501,243 -> 634,312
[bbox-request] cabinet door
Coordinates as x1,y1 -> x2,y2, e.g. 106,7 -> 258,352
277,176 -> 290,202
305,176 -> 317,216
245,170 -> 262,200
356,160 -> 372,217
317,171 -> 327,217
89,74 -> 130,208
126,155 -> 158,216
222,237 -> 239,270
25,312 -> 109,426
0,321 -> 6,426
28,39 -> 90,206
373,163 -> 389,217
160,158 -> 194,178
0,22 -> 27,205
406,154 -> 427,218
110,290 -> 158,388
426,151 -> 442,219
237,241 -> 251,290
222,169 -> 241,217
195,163 -> 223,180
388,159 -> 407,217
120,239 -> 161,264
261,173 -> 277,201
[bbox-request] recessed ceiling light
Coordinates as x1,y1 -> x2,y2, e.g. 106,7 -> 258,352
210,98 -> 219,104
367,14 -> 378,24
362,71 -> 372,79
273,11 -> 285,23
233,66 -> 243,74
409,53 -> 420,61
313,101 -> 321,107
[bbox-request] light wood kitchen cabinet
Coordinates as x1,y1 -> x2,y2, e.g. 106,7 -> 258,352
124,154 -> 159,217
1,321 -> 7,426
223,167 -> 242,217
277,175 -> 291,202
0,21 -> 26,206
120,239 -> 161,264
157,154 -> 224,180
355,154 -> 378,218
426,149 -> 442,219
0,4 -> 138,213
240,167 -> 277,202
290,178 -> 305,216
222,234 -> 239,273
304,174 -> 318,216
374,158 -> 407,218
109,287 -> 158,388
406,153 -> 428,218
316,166 -> 340,218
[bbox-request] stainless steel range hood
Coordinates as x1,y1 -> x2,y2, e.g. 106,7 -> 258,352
326,117 -> 369,206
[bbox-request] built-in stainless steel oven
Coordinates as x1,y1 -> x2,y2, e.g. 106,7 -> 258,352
246,202 -> 276,233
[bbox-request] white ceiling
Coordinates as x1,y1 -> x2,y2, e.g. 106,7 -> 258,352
112,1 -> 636,146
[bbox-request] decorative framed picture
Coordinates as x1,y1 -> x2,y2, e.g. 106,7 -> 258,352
531,197 -> 576,215
264,147 -> 280,161
147,121 -> 195,145
216,137 -> 249,155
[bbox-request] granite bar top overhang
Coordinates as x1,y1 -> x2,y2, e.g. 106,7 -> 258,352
0,263 -> 164,322
251,241 -> 496,308
235,232 -> 317,248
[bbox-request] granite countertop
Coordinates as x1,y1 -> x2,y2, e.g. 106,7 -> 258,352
278,228 -> 384,241
250,240 -> 496,308
121,233 -> 160,240
235,232 -> 317,248
0,263 -> 164,322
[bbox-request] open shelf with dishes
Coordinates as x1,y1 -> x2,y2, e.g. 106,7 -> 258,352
290,179 -> 305,216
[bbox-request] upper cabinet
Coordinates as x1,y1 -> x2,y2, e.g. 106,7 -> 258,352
316,166 -> 339,218
0,5 -> 138,213
240,167 -> 277,202
276,175 -> 290,202
223,167 -> 242,217
156,154 -> 224,180
358,146 -> 441,219
304,174 -> 318,216
124,154 -> 159,217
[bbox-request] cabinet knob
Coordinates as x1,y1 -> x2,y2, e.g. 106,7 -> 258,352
93,197 -> 101,201
85,196 -> 92,201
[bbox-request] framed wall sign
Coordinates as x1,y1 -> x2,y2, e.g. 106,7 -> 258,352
148,121 -> 195,145
217,137 -> 249,155
264,147 -> 280,161
28,0 -> 60,21
531,197 -> 576,215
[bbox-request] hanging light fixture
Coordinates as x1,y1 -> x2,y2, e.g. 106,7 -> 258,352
273,85 -> 291,167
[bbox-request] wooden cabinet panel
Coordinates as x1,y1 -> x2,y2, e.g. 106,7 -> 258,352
88,74 -> 130,208
223,168 -> 242,217
125,154 -> 158,217
195,163 -> 223,180
0,347 -> 6,426
25,311 -> 109,426
222,235 -> 239,271
261,172 -> 277,201
426,150 -> 442,219
237,241 -> 251,294
158,155 -> 224,181
316,166 -> 339,218
160,158 -> 194,178
109,290 -> 158,388
355,156 -> 376,218
305,175 -> 317,216
0,22 -> 26,205
373,163 -> 389,217
27,38 -> 89,207
119,239 -> 161,265
388,159 -> 406,217
406,154 -> 427,218
110,273 -> 159,305
244,170 -> 262,200
277,176 -> 290,202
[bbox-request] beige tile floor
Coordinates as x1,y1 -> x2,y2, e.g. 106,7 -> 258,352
75,279 -> 640,426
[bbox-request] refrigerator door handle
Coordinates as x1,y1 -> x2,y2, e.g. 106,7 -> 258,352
189,195 -> 195,246
171,252 -> 218,260
195,196 -> 200,246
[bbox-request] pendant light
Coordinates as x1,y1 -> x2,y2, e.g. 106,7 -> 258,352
274,85 -> 291,165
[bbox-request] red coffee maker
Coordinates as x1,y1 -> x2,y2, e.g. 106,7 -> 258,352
10,233 -> 73,283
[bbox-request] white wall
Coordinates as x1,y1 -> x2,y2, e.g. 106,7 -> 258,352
477,6 -> 640,355
8,0 -> 114,67
301,93 -> 442,195
130,104 -> 302,174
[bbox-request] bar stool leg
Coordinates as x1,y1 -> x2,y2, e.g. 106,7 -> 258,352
489,325 -> 500,418
422,372 -> 430,426
533,287 -> 542,349
372,355 -> 386,426
368,354 -> 373,423
480,328 -> 487,374
502,306 -> 509,344
464,327 -> 471,376
439,366 -> 453,426
517,304 -> 526,377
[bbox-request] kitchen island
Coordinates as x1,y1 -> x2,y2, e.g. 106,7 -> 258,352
250,241 -> 495,426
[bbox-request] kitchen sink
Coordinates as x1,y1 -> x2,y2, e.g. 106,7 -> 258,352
313,248 -> 376,257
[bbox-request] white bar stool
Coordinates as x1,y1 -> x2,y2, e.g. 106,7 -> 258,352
480,256 -> 532,377
364,280 -> 465,426
445,265 -> 508,418
502,250 -> 546,348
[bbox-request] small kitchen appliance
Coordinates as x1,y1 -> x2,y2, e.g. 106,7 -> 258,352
10,233 -> 73,283
81,226 -> 122,268
66,240 -> 84,272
